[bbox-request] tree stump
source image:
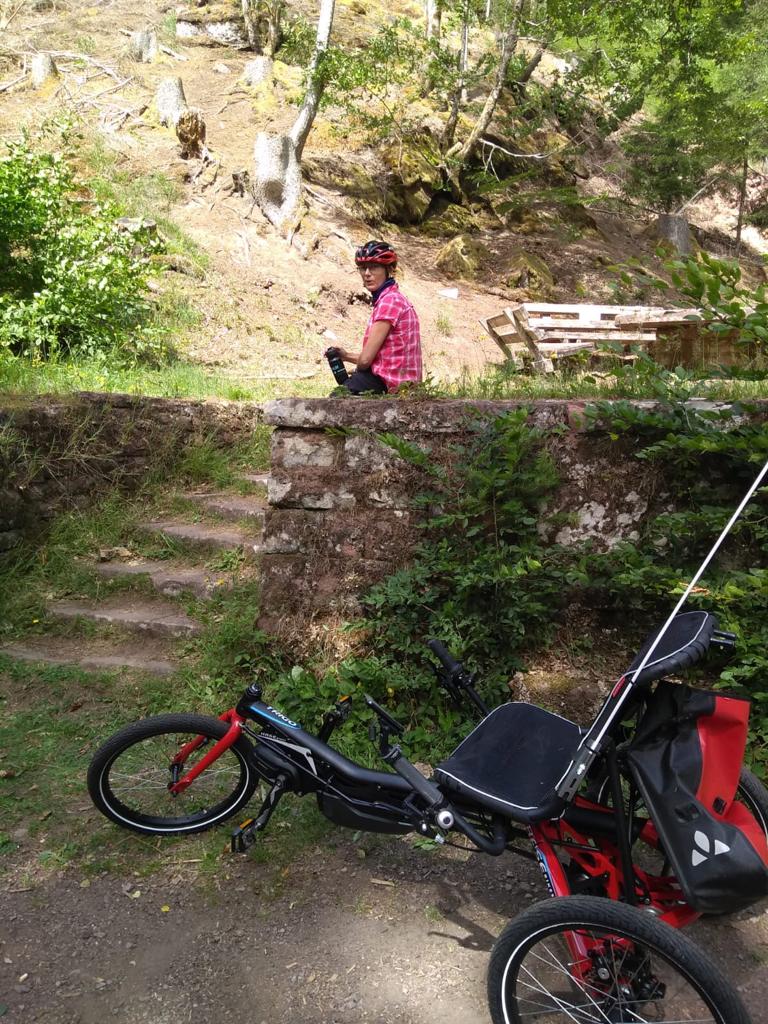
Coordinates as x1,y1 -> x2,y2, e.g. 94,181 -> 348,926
30,54 -> 58,89
655,214 -> 692,255
155,77 -> 207,160
253,132 -> 302,230
231,169 -> 254,197
243,56 -> 273,85
176,109 -> 207,159
156,76 -> 188,127
129,27 -> 158,63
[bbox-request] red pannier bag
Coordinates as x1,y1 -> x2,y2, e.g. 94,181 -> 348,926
627,681 -> 768,914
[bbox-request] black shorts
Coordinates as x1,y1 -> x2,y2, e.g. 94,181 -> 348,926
344,370 -> 388,395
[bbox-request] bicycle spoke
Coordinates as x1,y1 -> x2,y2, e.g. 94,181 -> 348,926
505,922 -> 720,1024
104,731 -> 246,821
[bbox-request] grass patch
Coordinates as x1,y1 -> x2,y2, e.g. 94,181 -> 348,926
0,353 -> 327,401
443,362 -> 768,401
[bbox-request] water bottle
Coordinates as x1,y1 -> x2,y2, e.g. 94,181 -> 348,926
325,347 -> 349,385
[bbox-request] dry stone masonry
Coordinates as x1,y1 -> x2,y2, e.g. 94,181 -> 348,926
257,397 -> 768,644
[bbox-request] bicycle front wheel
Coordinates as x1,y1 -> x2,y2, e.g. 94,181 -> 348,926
87,714 -> 259,835
488,895 -> 751,1024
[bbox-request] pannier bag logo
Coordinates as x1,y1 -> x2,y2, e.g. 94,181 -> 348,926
691,829 -> 731,867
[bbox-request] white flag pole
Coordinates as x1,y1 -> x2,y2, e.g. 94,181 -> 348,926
628,456 -> 768,685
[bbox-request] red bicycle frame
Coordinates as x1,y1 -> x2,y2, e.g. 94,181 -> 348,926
168,708 -> 245,795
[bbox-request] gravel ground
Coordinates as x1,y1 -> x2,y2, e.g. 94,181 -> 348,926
3,827 -> 768,1024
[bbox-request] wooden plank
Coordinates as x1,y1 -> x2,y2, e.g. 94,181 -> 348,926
523,317 -> 657,333
615,309 -> 701,327
531,331 -> 656,343
524,302 -> 671,317
505,307 -> 553,373
487,322 -> 522,338
478,317 -> 521,368
535,342 -> 596,355
485,313 -> 515,328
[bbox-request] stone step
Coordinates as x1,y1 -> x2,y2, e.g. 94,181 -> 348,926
90,559 -> 235,600
1,637 -> 178,677
183,491 -> 267,525
47,596 -> 202,638
240,472 -> 269,490
140,520 -> 261,559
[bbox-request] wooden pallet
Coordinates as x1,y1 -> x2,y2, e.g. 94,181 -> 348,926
479,303 -> 667,373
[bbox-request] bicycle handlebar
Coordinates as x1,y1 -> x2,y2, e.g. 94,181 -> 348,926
451,810 -> 507,856
384,743 -> 507,855
383,745 -> 444,807
427,639 -> 461,673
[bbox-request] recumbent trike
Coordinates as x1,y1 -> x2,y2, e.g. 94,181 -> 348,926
88,609 -> 768,1023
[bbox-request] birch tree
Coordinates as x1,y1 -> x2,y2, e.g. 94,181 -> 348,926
252,0 -> 336,230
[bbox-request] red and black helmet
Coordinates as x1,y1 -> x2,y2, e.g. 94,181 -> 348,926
354,240 -> 398,266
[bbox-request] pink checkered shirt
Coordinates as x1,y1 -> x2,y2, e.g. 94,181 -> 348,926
364,282 -> 422,391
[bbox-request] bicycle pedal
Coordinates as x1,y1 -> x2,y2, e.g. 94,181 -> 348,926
231,818 -> 258,854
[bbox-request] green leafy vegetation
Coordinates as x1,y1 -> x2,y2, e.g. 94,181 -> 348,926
0,135 -> 163,362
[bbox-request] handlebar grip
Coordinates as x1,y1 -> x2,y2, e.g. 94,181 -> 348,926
427,639 -> 461,673
386,748 -> 444,806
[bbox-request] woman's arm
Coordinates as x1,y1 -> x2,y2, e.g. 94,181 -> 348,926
339,321 -> 392,369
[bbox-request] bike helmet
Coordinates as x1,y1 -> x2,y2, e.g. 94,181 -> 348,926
354,240 -> 398,267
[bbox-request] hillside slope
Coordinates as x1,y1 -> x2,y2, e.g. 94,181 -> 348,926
1,0 -> 766,388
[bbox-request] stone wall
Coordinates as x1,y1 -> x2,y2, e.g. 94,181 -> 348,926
0,392 -> 262,551
258,397 -> 768,643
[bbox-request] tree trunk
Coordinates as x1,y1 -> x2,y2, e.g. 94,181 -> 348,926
459,15 -> 469,103
426,0 -> 441,40
266,0 -> 283,56
252,0 -> 335,230
512,45 -> 543,99
289,0 -> 335,159
445,0 -> 525,167
441,0 -> 470,151
655,213 -> 692,254
735,153 -> 748,256
242,0 -> 264,52
242,0 -> 283,55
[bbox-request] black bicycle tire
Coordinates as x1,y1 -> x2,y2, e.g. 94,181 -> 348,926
736,765 -> 768,836
487,895 -> 752,1024
87,713 -> 259,836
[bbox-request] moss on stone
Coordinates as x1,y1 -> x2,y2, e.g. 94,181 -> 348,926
421,203 -> 481,238
434,235 -> 490,280
505,251 -> 555,298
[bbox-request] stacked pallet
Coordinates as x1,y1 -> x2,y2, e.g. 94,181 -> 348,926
480,303 -> 697,372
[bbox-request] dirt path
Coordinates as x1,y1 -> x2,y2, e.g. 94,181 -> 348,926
3,825 -> 768,1024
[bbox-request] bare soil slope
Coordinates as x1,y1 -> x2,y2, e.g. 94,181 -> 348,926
3,0 -> 749,389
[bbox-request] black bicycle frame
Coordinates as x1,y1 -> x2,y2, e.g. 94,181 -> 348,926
241,694 -> 424,835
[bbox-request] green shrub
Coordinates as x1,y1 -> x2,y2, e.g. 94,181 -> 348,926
0,138 -> 163,361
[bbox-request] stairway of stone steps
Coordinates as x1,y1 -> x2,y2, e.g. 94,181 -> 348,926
1,472 -> 269,678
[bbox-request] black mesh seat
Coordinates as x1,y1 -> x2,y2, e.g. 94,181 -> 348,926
434,704 -> 583,824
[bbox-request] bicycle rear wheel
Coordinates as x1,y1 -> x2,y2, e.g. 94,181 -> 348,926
488,895 -> 751,1024
87,714 -> 259,835
736,766 -> 768,836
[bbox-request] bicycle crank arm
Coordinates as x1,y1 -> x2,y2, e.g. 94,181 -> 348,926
231,774 -> 288,854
